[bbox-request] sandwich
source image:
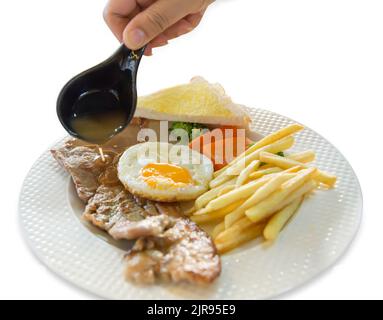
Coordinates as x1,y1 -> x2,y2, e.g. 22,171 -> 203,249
135,76 -> 251,128
133,77 -> 253,170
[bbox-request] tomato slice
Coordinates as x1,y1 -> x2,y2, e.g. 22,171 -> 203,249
189,128 -> 253,171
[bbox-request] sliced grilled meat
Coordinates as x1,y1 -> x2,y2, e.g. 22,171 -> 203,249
125,217 -> 221,285
51,142 -> 116,201
83,184 -> 149,231
109,214 -> 173,240
83,184 -> 182,240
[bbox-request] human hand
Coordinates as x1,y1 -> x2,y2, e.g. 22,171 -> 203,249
104,0 -> 214,55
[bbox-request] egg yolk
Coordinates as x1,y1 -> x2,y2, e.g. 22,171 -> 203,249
141,163 -> 193,188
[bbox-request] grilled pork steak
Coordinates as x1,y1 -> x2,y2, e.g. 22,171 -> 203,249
125,217 -> 221,284
51,142 -> 117,201
83,184 -> 149,231
109,214 -> 173,240
83,183 -> 181,240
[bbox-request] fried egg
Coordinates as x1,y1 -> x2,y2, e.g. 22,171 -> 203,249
118,142 -> 214,202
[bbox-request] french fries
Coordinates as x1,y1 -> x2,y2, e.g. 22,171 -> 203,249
210,135 -> 295,189
245,169 -> 316,224
236,160 -> 260,187
257,164 -> 274,169
224,136 -> 295,177
273,179 -> 316,213
215,223 -> 265,254
191,199 -> 245,224
287,150 -> 316,163
248,167 -> 282,180
224,170 -> 297,228
218,185 -> 236,197
205,175 -> 275,213
214,124 -> 304,178
263,197 -> 303,241
195,178 -> 236,210
208,171 -> 234,189
216,217 -> 253,244
259,152 -> 337,187
183,205 -> 196,215
191,124 -> 337,254
212,221 -> 225,239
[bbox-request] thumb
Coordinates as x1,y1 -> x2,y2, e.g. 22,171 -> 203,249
123,0 -> 206,49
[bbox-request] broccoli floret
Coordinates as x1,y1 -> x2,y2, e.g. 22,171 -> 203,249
170,122 -> 194,134
170,122 -> 207,140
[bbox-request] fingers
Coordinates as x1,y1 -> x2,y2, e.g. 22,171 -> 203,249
104,0 -> 139,42
136,0 -> 156,8
143,11 -> 204,54
162,11 -> 205,42
144,34 -> 168,56
150,34 -> 169,47
123,0 -> 206,49
105,0 -> 214,53
146,9 -> 205,54
186,9 -> 206,28
144,46 -> 153,56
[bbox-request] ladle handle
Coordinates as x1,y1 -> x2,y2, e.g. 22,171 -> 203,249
117,44 -> 146,73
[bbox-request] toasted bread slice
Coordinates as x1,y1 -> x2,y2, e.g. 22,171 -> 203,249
135,77 -> 251,127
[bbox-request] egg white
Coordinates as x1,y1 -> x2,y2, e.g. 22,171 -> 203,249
118,142 -> 214,202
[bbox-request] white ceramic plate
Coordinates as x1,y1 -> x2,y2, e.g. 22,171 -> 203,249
19,108 -> 362,300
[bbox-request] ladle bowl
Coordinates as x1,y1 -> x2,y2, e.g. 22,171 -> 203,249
56,45 -> 145,144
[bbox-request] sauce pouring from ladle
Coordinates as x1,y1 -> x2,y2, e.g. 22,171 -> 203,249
56,44 -> 145,145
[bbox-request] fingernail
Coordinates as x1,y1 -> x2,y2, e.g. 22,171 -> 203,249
126,29 -> 146,49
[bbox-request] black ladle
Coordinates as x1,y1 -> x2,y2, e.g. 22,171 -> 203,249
57,45 -> 145,144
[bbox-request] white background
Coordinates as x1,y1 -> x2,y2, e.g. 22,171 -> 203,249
0,0 -> 382,300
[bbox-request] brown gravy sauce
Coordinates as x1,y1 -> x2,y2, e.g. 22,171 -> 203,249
70,109 -> 127,145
